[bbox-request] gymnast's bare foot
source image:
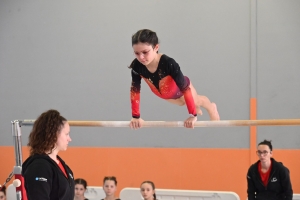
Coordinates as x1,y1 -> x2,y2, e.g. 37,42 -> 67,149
209,103 -> 220,120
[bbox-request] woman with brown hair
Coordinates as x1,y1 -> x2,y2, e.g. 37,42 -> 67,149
22,109 -> 74,200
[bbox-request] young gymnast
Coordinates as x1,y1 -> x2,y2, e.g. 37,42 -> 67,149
101,176 -> 120,200
140,181 -> 156,200
74,178 -> 89,200
129,29 -> 220,129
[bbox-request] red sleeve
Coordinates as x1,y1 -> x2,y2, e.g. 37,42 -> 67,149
130,68 -> 141,118
168,59 -> 197,116
182,87 -> 197,116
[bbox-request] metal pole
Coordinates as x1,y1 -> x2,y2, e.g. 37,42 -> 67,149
11,120 -> 26,200
12,120 -> 22,167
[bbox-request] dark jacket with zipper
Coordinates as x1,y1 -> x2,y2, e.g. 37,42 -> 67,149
247,158 -> 293,200
22,154 -> 75,200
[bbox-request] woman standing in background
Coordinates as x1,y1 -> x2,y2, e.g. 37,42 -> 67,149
22,109 -> 74,200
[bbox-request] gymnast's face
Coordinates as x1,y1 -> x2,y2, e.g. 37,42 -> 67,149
140,183 -> 155,200
103,180 -> 117,196
56,122 -> 71,151
74,184 -> 86,197
133,42 -> 159,66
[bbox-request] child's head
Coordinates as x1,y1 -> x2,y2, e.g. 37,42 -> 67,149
0,185 -> 6,200
140,181 -> 156,200
103,176 -> 117,197
74,178 -> 87,197
131,29 -> 160,66
132,29 -> 159,48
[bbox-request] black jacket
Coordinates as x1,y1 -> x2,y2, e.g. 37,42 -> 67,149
247,158 -> 293,200
22,154 -> 75,200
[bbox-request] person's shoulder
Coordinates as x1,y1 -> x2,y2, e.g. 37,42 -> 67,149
272,158 -> 289,171
130,58 -> 141,69
23,154 -> 53,168
161,54 -> 176,63
248,160 -> 259,171
247,162 -> 259,180
22,154 -> 55,176
161,54 -> 180,71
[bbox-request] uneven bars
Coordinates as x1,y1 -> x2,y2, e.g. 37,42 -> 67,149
20,119 -> 300,127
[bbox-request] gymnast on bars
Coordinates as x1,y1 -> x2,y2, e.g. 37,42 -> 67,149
129,29 -> 220,129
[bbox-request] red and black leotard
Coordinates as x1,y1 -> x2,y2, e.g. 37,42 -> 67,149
130,54 -> 196,118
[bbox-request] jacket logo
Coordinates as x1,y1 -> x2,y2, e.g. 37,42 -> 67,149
35,177 -> 47,182
271,177 -> 277,182
69,173 -> 73,179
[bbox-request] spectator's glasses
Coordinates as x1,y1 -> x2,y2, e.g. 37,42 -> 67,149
256,150 -> 270,156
